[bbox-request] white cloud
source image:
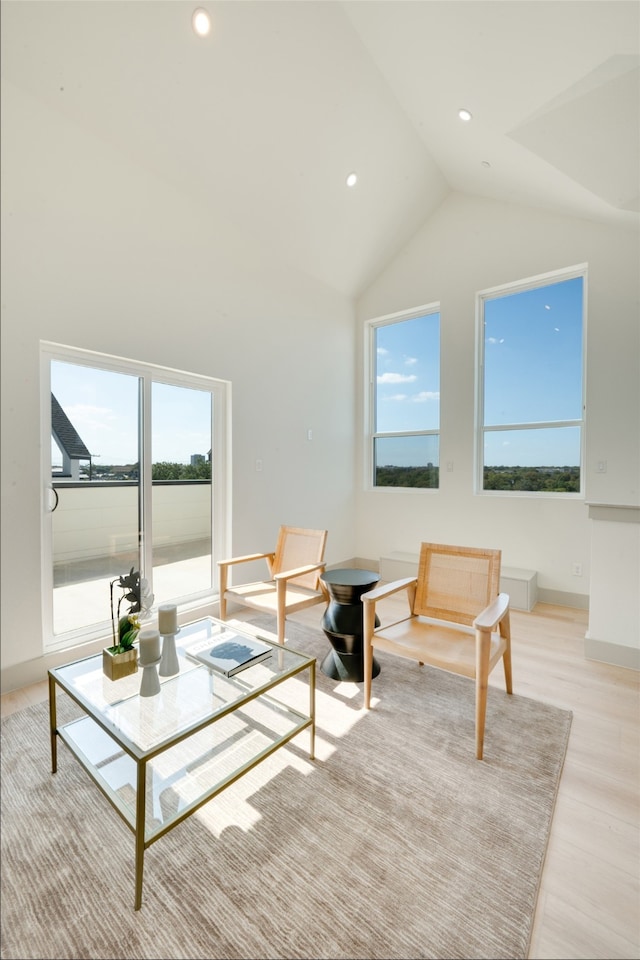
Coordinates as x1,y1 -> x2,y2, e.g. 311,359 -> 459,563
377,372 -> 418,384
413,391 -> 440,402
377,347 -> 389,356
487,337 -> 505,345
405,357 -> 418,366
65,403 -> 117,433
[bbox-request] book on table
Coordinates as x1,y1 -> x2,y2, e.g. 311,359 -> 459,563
186,629 -> 273,677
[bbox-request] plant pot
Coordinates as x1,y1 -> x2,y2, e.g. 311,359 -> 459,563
103,646 -> 138,681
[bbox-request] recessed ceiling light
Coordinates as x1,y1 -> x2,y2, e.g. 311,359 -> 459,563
346,172 -> 358,187
458,109 -> 473,122
192,8 -> 211,37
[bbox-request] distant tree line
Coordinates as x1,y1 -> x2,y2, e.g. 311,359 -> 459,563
152,461 -> 211,480
375,464 -> 579,491
375,465 -> 439,488
88,461 -> 211,481
483,465 -> 579,492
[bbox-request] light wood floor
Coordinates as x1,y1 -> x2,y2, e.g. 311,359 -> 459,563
2,600 -> 638,959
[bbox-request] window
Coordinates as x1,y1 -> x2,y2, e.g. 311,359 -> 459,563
477,266 -> 585,494
41,343 -> 230,653
367,306 -> 440,489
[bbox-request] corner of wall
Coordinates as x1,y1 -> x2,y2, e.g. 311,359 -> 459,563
584,635 -> 640,671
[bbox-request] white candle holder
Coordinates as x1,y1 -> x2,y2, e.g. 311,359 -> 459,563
138,628 -> 161,664
158,604 -> 179,636
139,656 -> 162,697
159,629 -> 180,677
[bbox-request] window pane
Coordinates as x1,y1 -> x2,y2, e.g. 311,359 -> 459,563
375,435 -> 439,488
483,427 -> 581,491
151,382 -> 213,604
375,313 -> 440,433
51,361 -> 140,636
484,277 -> 583,426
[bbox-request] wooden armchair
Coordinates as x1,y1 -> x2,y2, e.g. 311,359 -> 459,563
362,542 -> 512,759
218,525 -> 329,644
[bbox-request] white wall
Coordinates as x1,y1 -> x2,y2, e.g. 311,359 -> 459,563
0,82 -> 357,683
586,505 -> 640,668
355,193 -> 640,612
3,82 -> 639,687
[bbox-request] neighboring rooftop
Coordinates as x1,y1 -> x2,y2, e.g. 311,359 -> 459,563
51,393 -> 91,478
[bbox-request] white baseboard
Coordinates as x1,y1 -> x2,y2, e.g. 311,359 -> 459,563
584,634 -> 640,671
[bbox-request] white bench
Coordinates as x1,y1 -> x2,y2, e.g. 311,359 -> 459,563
379,552 -> 538,612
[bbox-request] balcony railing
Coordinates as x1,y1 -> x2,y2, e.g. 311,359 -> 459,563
52,480 -> 211,570
50,481 -> 213,638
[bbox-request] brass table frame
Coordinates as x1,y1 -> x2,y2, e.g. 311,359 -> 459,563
48,617 -> 316,910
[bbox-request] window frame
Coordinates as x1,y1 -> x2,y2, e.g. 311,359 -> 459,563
365,302 -> 441,492
475,264 -> 587,498
40,341 -> 232,653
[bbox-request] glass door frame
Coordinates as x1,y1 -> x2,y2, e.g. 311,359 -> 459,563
40,341 -> 232,655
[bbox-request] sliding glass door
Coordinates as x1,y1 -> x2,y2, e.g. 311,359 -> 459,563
42,343 -> 230,653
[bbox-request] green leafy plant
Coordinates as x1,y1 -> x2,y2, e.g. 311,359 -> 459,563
109,568 -> 154,654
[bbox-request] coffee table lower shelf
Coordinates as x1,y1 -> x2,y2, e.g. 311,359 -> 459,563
48,628 -> 316,910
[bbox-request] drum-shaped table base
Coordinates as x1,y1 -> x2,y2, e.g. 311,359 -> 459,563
320,569 -> 381,683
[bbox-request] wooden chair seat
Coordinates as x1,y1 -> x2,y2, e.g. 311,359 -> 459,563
362,542 -> 512,759
371,616 -> 508,681
223,579 -> 327,613
218,525 -> 328,644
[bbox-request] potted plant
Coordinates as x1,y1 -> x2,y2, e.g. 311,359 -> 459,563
103,567 -> 154,680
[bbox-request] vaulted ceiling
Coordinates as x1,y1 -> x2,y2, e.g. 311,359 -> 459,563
2,1 -> 638,298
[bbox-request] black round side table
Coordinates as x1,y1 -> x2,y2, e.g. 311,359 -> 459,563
319,568 -> 382,683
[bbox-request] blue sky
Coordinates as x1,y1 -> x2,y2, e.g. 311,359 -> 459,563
483,276 -> 583,466
483,277 -> 583,425
51,362 -> 211,465
375,312 -> 441,435
375,276 -> 583,468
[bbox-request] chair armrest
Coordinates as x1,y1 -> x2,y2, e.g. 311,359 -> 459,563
273,562 -> 326,582
362,577 -> 417,603
217,551 -> 274,567
474,592 -> 510,630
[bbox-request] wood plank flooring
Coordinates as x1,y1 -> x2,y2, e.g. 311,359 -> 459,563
2,600 -> 638,959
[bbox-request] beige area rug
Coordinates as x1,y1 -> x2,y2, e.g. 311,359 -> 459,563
1,616 -> 571,960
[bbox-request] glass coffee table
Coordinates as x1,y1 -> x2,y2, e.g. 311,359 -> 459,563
48,617 -> 316,910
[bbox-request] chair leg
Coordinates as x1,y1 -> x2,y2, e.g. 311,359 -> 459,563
501,611 -> 513,694
475,628 -> 491,760
218,564 -> 228,621
276,579 -> 287,645
362,599 -> 376,709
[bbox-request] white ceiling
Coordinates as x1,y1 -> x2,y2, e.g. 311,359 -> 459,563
2,1 -> 639,298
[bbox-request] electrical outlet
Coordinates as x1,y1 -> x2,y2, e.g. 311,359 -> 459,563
572,562 -> 582,576
597,460 -> 607,473
255,459 -> 262,472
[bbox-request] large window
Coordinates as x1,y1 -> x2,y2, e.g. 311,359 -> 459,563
367,306 -> 440,489
41,343 -> 230,653
477,266 -> 585,494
